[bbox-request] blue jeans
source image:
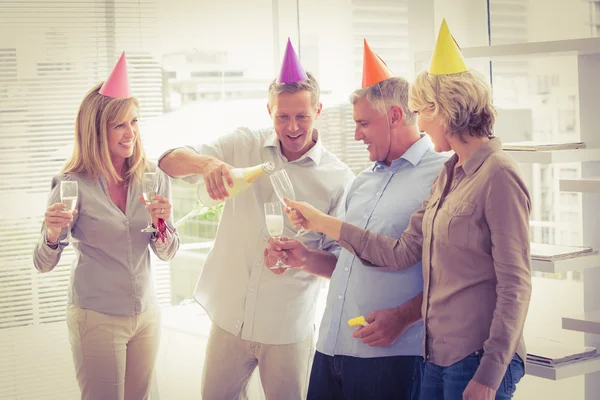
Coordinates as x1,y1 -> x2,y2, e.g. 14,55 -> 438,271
307,350 -> 423,400
419,350 -> 525,400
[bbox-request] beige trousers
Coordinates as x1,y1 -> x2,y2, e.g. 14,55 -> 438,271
201,324 -> 315,400
66,304 -> 161,400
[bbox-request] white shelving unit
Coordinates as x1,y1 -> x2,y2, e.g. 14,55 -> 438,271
526,356 -> 600,381
532,253 -> 600,274
559,177 -> 600,193
431,37 -> 600,392
415,37 -> 600,62
504,148 -> 600,164
551,35 -> 600,398
563,311 -> 600,335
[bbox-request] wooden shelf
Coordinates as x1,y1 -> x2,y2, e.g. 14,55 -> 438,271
415,37 -> 600,62
531,252 -> 600,273
526,355 -> 600,380
563,312 -> 600,335
560,177 -> 600,193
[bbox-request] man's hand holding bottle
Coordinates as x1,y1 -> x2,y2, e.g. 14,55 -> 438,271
204,159 -> 234,202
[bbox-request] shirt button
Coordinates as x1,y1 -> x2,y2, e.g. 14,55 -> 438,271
256,262 -> 261,267
363,215 -> 368,220
125,221 -> 129,225
337,295 -> 343,300
249,287 -> 255,292
389,171 -> 393,175
344,267 -> 349,271
376,192 -> 381,196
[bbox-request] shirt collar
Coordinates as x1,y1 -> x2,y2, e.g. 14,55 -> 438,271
448,137 -> 502,176
264,128 -> 323,165
372,135 -> 433,172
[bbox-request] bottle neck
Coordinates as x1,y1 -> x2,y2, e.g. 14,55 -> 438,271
242,164 -> 267,183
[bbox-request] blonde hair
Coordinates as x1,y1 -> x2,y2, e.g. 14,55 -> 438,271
408,69 -> 496,140
62,83 -> 147,183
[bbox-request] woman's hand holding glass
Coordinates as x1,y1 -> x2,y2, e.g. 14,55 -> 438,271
269,169 -> 309,237
44,203 -> 77,244
138,194 -> 172,228
283,197 -> 344,241
282,197 -> 326,232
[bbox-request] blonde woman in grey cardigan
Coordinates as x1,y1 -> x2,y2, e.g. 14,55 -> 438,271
33,76 -> 179,400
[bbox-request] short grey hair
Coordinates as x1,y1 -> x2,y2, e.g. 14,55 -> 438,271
268,71 -> 320,109
349,77 -> 416,126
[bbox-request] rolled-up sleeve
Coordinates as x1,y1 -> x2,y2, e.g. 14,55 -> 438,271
158,131 -> 238,184
149,169 -> 180,261
474,166 -> 532,389
33,228 -> 63,273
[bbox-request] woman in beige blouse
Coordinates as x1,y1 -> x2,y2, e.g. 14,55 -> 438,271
34,54 -> 179,400
282,65 -> 532,399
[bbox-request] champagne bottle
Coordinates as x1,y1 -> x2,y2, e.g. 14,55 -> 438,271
197,161 -> 275,206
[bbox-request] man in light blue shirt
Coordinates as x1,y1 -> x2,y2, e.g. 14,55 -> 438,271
265,76 -> 447,399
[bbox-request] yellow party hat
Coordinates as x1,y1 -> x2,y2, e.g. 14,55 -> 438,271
428,19 -> 468,75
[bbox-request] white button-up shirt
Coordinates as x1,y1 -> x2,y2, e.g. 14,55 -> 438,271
164,127 -> 354,344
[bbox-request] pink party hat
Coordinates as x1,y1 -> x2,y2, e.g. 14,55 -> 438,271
278,38 -> 308,84
99,52 -> 131,98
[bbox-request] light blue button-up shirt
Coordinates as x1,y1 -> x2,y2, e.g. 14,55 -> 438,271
317,135 -> 447,358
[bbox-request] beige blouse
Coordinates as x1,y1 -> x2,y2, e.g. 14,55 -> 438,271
338,138 -> 532,390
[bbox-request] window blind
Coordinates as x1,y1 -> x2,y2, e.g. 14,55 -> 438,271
0,0 -> 167,334
0,1 -> 167,397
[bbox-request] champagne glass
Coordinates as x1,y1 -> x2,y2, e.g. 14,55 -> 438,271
269,169 -> 309,236
141,172 -> 158,233
60,181 -> 78,243
264,202 -> 287,269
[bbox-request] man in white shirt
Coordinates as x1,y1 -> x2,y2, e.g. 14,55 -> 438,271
159,41 -> 354,399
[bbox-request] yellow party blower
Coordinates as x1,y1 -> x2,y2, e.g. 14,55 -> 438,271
348,316 -> 369,327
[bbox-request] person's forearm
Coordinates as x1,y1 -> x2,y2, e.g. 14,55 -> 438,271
151,228 -> 180,261
158,148 -> 219,178
395,292 -> 423,326
33,229 -> 63,273
317,214 -> 344,241
301,248 -> 338,278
